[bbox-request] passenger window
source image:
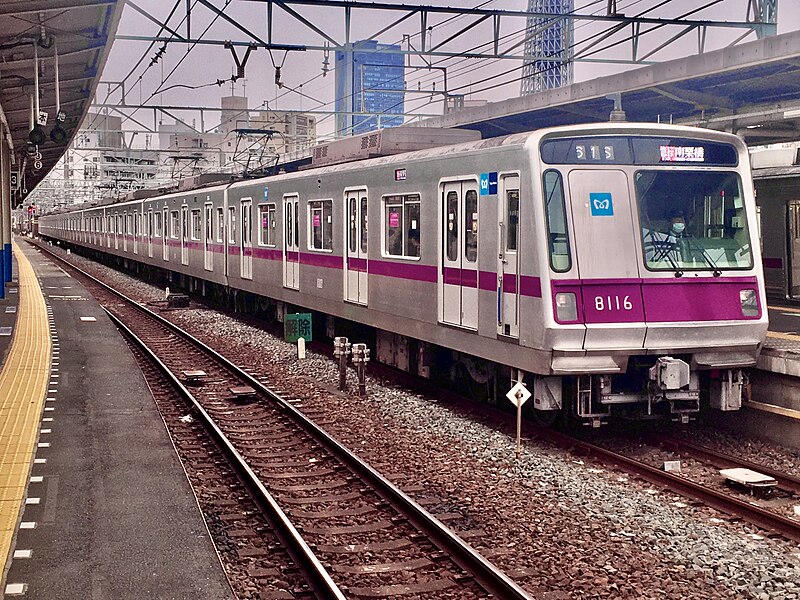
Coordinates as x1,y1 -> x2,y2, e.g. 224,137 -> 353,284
286,203 -> 293,247
216,208 -> 224,242
191,209 -> 201,240
506,189 -> 519,252
258,205 -> 269,246
241,204 -> 251,245
446,191 -> 458,261
383,194 -> 420,258
170,211 -> 179,238
309,199 -> 333,250
258,204 -> 277,246
228,207 -> 236,244
543,170 -> 571,272
349,198 -> 357,253
464,189 -> 478,263
360,196 -> 368,253
205,206 -> 213,242
294,202 -> 299,247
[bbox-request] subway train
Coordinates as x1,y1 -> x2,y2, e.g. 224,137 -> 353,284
39,122 -> 768,426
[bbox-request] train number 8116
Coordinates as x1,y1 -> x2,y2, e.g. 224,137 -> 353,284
595,295 -> 633,311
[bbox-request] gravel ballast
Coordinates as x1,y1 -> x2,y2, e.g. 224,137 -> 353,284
41,242 -> 800,599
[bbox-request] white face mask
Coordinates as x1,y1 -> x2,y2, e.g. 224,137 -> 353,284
672,222 -> 685,234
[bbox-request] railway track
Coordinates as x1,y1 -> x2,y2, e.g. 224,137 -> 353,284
32,243 -> 533,599
545,428 -> 800,543
650,434 -> 800,496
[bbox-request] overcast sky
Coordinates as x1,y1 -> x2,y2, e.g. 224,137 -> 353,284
96,0 -> 800,141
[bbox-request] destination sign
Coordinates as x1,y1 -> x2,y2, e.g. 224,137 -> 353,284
540,136 -> 738,167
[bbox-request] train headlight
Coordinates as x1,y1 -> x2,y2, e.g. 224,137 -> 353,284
739,289 -> 758,317
555,292 -> 578,322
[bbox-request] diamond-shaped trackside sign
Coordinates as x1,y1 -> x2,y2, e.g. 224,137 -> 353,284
506,381 -> 531,407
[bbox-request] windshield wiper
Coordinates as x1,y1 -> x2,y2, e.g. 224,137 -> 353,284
681,234 -> 722,277
646,229 -> 683,277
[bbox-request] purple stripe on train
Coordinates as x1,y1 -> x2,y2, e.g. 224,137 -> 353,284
140,238 -> 543,297
642,278 -> 761,322
300,252 -> 342,269
762,257 -> 783,269
369,260 -> 438,283
552,276 -> 760,323
347,257 -> 367,272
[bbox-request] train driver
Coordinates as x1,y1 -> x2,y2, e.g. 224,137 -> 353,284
669,213 -> 686,238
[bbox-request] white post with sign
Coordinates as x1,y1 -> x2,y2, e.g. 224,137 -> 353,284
506,375 -> 531,460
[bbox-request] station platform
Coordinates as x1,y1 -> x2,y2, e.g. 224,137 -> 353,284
0,240 -> 233,599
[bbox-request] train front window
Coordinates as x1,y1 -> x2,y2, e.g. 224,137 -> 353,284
543,170 -> 571,272
636,170 -> 752,271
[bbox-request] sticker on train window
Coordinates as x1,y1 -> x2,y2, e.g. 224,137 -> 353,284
590,193 -> 614,216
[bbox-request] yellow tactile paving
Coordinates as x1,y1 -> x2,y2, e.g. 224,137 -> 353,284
0,242 -> 51,570
766,330 -> 800,341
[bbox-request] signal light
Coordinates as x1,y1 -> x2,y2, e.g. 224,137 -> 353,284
50,124 -> 67,144
28,125 -> 46,145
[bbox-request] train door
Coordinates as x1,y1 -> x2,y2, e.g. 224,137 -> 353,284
181,204 -> 189,265
162,208 -> 169,261
133,211 -> 139,255
204,202 -> 213,271
147,209 -> 153,258
787,201 -> 800,297
123,211 -> 128,252
217,205 -> 226,277
344,189 -> 368,304
283,194 -> 300,289
241,199 -> 253,279
497,175 -> 520,337
565,169 -> 644,348
440,180 -> 479,329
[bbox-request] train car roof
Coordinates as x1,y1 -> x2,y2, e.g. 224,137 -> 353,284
47,122 -> 745,214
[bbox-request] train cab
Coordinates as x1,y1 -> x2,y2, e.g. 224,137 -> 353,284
534,126 -> 768,424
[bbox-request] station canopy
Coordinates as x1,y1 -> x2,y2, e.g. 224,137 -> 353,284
412,29 -> 800,148
0,1 -> 123,205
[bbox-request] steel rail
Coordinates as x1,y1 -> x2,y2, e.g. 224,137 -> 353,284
104,309 -> 347,600
538,428 -> 800,543
649,434 -> 800,496
33,240 -> 535,600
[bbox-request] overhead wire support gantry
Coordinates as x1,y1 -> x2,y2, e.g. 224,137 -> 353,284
115,0 -> 778,66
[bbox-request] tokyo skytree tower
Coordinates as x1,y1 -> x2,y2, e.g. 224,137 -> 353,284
520,0 -> 574,95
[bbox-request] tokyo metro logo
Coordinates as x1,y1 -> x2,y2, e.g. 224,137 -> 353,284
590,192 -> 614,216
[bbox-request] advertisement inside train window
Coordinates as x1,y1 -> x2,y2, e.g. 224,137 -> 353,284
540,136 -> 738,166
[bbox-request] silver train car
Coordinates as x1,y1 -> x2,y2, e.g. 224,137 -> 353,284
39,123 -> 768,425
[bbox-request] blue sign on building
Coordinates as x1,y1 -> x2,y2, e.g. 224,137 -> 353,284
264,186 -> 269,200
589,192 -> 614,216
479,172 -> 498,196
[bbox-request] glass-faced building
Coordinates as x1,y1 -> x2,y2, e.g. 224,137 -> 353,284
335,40 -> 405,137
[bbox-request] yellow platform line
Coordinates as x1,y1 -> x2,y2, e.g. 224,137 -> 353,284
768,304 -> 800,315
0,242 -> 51,575
744,400 -> 800,421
